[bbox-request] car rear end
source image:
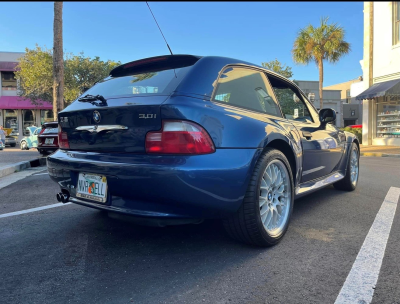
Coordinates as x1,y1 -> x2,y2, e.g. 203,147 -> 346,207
38,122 -> 59,155
5,136 -> 16,147
47,55 -> 257,223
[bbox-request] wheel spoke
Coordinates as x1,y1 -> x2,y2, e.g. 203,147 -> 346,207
260,178 -> 269,190
263,209 -> 273,226
259,197 -> 267,208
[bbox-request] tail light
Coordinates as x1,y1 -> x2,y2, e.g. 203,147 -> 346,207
58,125 -> 69,149
39,128 -> 45,135
145,120 -> 215,155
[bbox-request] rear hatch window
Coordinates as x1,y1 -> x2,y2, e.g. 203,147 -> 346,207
59,55 -> 200,153
82,68 -> 188,100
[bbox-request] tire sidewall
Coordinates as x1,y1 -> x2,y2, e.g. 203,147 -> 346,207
254,150 -> 295,244
348,143 -> 359,190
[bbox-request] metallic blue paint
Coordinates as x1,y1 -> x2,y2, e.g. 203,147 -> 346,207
47,148 -> 260,218
48,55 -> 360,221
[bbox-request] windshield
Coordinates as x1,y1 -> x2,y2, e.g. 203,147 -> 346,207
80,66 -> 191,100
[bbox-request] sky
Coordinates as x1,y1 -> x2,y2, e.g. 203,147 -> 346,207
0,2 -> 364,86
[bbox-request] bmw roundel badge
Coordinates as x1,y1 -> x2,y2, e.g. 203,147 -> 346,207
93,111 -> 101,123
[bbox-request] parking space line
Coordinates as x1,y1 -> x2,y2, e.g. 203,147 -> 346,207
0,203 -> 71,219
334,187 -> 400,304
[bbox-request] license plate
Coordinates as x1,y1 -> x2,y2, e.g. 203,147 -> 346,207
45,138 -> 54,144
76,173 -> 107,203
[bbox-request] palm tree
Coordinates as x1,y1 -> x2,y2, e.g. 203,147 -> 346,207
292,17 -> 350,110
53,1 -> 64,119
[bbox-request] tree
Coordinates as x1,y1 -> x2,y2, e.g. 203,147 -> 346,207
292,17 -> 350,110
15,46 -> 120,107
65,53 -> 120,101
53,1 -> 64,119
261,59 -> 293,79
15,45 -> 54,106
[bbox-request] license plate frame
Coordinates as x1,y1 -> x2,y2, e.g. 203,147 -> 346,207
76,173 -> 108,203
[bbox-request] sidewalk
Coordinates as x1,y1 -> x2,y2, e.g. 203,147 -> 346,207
0,147 -> 46,178
360,145 -> 400,157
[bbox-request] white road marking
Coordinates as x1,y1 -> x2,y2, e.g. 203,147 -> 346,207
0,167 -> 46,190
335,186 -> 400,304
0,203 -> 71,219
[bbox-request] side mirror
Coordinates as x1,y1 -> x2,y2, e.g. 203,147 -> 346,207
319,108 -> 336,124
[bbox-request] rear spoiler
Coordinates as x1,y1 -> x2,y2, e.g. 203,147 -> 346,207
110,55 -> 202,77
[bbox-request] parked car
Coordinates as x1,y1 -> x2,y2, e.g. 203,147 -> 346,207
38,122 -> 59,155
2,128 -> 17,147
5,136 -> 17,147
20,126 -> 40,150
48,55 -> 360,247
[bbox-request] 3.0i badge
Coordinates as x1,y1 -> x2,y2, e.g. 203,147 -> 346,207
93,111 -> 101,123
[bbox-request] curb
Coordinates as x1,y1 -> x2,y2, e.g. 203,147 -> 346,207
360,152 -> 400,158
0,157 -> 47,179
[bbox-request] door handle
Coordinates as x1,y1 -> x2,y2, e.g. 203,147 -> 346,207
302,131 -> 312,139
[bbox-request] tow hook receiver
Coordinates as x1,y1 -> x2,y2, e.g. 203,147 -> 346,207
56,192 -> 70,204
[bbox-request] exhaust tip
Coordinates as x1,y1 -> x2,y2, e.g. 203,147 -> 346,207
56,192 -> 70,203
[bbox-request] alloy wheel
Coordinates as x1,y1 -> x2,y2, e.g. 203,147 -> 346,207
259,160 -> 291,237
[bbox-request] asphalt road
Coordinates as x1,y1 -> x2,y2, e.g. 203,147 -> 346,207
0,147 -> 41,168
0,157 -> 399,304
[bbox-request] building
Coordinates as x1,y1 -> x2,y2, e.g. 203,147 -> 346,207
0,51 -> 53,141
356,2 -> 400,146
324,77 -> 363,103
296,80 -> 344,127
323,77 -> 364,127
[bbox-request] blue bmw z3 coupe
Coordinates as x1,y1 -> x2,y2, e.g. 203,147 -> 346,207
48,55 -> 360,247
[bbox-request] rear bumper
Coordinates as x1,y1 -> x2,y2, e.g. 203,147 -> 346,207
47,149 -> 260,219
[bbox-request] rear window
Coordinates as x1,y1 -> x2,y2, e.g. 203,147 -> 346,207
42,127 -> 58,134
81,67 -> 191,99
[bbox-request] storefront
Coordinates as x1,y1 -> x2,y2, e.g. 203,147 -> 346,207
0,96 -> 53,141
356,78 -> 400,146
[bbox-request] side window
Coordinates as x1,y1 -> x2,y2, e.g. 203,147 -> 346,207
212,67 -> 282,117
267,75 -> 313,123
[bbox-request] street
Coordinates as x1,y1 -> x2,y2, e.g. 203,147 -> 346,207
0,157 -> 399,304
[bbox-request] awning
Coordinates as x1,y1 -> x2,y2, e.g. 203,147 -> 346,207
0,61 -> 18,71
0,96 -> 52,110
356,78 -> 400,100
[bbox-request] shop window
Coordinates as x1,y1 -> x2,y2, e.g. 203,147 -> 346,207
1,72 -> 17,90
376,100 -> 400,138
394,2 -> 400,45
22,110 -> 35,136
3,110 -> 19,136
40,110 -> 54,125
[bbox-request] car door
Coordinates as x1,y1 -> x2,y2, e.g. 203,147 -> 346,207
266,74 -> 345,183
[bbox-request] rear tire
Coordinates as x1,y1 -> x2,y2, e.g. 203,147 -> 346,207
333,142 -> 359,191
223,148 -> 294,247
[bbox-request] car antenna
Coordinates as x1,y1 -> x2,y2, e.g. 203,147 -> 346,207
146,2 -> 177,78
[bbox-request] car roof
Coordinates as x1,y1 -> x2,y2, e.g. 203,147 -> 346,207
108,55 -> 313,109
42,121 -> 58,127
